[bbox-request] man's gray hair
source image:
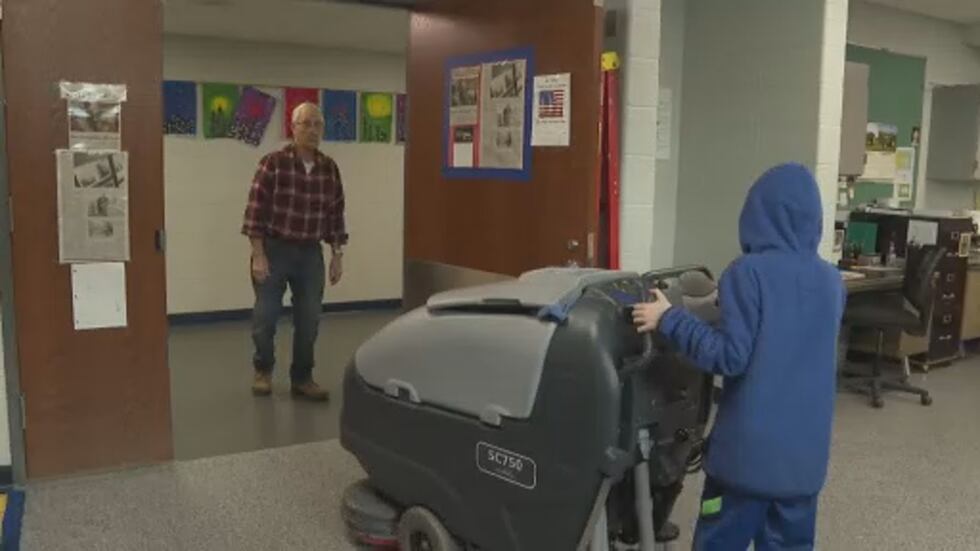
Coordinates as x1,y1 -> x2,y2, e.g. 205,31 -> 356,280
291,101 -> 324,124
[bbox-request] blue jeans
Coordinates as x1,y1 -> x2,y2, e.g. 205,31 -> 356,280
251,238 -> 325,384
693,478 -> 818,551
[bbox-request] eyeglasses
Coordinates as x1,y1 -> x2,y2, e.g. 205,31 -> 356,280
294,120 -> 324,129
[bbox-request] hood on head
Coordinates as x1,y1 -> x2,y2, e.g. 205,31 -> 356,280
739,163 -> 823,254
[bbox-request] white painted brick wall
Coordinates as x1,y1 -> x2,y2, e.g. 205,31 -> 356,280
618,0 -> 662,273
848,1 -> 980,210
651,0 -> 686,270
817,0 -> 850,262
672,0 -> 828,277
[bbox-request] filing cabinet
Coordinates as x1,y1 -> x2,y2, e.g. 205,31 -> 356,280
847,212 -> 973,369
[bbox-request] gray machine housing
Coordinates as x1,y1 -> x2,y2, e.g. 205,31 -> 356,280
341,267 -> 718,550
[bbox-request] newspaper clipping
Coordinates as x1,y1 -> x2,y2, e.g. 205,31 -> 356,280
60,81 -> 126,151
449,65 -> 481,168
57,150 -> 130,263
480,59 -> 527,169
68,100 -> 122,150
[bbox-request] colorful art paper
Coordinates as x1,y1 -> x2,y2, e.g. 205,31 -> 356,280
163,80 -> 197,136
231,86 -> 276,147
395,94 -> 408,144
360,92 -> 393,144
284,88 -> 320,138
323,90 -> 358,142
202,83 -> 240,139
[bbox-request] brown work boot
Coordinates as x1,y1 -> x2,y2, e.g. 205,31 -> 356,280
291,380 -> 329,402
252,371 -> 272,396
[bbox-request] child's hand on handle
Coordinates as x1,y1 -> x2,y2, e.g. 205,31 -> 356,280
632,289 -> 672,333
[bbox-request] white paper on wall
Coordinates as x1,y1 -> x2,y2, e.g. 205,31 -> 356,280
71,262 -> 128,331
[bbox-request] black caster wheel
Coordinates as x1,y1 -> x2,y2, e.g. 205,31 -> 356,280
921,394 -> 933,406
872,396 -> 884,409
398,506 -> 460,551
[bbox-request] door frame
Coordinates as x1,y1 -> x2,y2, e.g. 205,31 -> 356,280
0,38 -> 28,485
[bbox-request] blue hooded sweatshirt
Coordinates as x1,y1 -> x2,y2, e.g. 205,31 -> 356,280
659,163 -> 845,499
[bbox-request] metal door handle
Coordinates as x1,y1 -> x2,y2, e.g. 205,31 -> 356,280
155,229 -> 166,253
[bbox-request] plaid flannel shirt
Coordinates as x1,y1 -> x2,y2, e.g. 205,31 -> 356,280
242,144 -> 349,249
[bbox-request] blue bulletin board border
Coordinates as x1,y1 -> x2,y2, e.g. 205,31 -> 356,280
443,47 -> 535,182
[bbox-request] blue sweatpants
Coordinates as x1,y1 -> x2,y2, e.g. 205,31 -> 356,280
693,478 -> 818,551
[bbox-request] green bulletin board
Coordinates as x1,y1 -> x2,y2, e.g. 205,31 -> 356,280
845,45 -> 926,206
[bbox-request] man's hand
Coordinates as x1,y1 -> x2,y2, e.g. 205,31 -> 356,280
632,289 -> 672,333
329,253 -> 343,286
251,254 -> 270,284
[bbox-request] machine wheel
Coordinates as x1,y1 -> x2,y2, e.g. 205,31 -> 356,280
921,394 -> 933,406
397,507 -> 460,551
872,396 -> 884,409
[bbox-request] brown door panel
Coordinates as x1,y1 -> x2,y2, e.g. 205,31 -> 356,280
3,0 -> 171,478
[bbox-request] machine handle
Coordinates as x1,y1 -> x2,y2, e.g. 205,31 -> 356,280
620,278 -> 670,376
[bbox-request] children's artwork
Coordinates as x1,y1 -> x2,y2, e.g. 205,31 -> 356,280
202,83 -> 240,139
231,86 -> 277,147
284,88 -> 320,138
163,81 -> 197,136
395,93 -> 408,144
360,92 -> 393,143
323,90 -> 358,142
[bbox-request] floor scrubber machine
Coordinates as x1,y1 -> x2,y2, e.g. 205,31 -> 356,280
340,267 -> 719,550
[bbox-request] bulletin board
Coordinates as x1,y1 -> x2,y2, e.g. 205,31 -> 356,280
443,47 -> 535,182
846,45 -> 926,206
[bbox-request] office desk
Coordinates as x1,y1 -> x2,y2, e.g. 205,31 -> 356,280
844,273 -> 903,295
839,273 -> 904,370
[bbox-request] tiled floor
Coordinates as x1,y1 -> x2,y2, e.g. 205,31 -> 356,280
169,312 -> 395,460
22,312 -> 980,550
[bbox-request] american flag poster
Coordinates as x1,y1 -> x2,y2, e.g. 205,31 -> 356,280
531,73 -> 571,147
538,90 -> 565,118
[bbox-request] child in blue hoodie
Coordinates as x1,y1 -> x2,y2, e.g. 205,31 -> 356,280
633,163 -> 845,550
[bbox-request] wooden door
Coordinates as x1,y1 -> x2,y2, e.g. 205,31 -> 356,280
404,0 -> 604,300
3,0 -> 171,478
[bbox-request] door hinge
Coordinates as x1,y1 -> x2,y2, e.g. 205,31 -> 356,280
19,394 -> 25,431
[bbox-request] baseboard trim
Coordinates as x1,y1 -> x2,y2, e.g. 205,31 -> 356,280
168,299 -> 402,326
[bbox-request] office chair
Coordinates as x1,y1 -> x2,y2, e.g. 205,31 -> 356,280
840,245 -> 944,409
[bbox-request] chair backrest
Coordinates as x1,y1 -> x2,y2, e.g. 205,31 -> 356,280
903,245 -> 945,323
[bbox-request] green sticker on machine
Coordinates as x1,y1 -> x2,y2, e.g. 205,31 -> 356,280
701,496 -> 722,516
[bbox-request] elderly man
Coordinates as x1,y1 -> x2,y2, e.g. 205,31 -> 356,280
242,102 -> 347,401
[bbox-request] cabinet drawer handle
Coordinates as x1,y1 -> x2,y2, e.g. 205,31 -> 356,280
939,334 -> 953,342
951,232 -> 960,240
942,293 -> 956,300
943,314 -> 953,324
947,274 -> 956,282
